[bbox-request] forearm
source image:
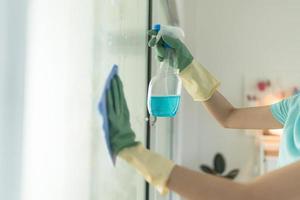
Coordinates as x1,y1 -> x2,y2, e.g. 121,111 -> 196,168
167,165 -> 247,200
202,90 -> 235,128
119,144 -> 300,199
167,161 -> 300,200
202,91 -> 282,129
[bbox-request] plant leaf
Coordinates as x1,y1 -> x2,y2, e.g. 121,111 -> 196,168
224,169 -> 239,179
214,153 -> 225,174
200,165 -> 216,175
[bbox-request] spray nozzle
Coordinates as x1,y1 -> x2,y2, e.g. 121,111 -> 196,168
152,24 -> 172,49
152,24 -> 161,32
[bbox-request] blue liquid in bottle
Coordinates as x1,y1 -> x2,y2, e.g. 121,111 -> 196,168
150,95 -> 181,117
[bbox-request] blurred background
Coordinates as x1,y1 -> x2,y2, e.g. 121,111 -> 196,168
1,0 -> 300,200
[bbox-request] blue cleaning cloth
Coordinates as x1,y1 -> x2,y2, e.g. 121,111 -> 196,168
98,64 -> 119,165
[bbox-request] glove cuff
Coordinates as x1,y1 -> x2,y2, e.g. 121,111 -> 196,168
118,144 -> 175,195
179,59 -> 220,101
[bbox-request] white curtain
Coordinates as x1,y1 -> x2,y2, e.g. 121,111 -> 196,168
21,0 -> 94,200
0,0 -> 26,199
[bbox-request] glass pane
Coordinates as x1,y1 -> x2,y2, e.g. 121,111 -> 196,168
149,1 -> 180,200
92,0 -> 148,200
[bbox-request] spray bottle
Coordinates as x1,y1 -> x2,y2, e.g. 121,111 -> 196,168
147,24 -> 184,117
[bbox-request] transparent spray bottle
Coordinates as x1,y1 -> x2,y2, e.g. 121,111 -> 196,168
147,24 -> 184,117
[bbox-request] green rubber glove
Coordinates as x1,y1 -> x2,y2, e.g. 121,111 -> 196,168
107,75 -> 175,195
148,29 -> 220,101
106,75 -> 140,156
148,30 -> 193,71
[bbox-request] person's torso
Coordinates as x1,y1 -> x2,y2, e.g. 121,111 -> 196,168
278,95 -> 300,167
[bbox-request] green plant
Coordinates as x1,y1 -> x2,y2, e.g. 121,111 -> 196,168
199,153 -> 239,180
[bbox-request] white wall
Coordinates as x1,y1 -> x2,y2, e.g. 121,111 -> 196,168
175,0 -> 300,181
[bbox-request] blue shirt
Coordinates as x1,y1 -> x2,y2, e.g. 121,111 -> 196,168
271,93 -> 300,167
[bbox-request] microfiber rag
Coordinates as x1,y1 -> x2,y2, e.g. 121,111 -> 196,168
98,64 -> 119,165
